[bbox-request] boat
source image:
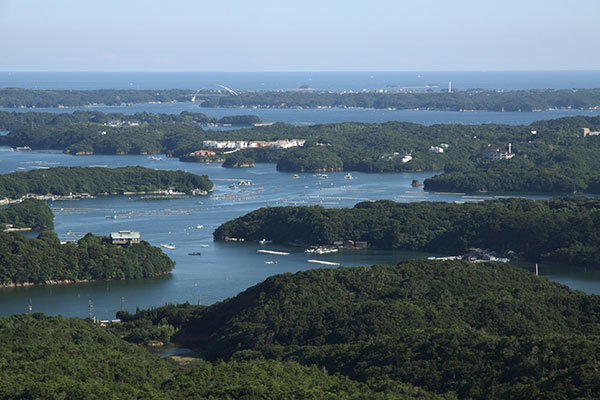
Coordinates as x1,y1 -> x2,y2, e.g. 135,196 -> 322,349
160,243 -> 176,250
292,174 -> 300,179
238,180 -> 252,186
229,184 -> 238,189
344,173 -> 354,180
196,225 -> 203,229
148,155 -> 163,161
264,260 -> 277,264
199,244 -> 210,248
188,252 -> 202,256
307,259 -> 340,266
305,247 -> 338,254
320,174 -> 328,179
257,249 -> 290,255
259,238 -> 272,245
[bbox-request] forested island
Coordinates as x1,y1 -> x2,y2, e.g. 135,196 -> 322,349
215,197 -> 600,267
5,260 -> 599,398
0,166 -> 213,200
0,231 -> 174,287
0,199 -> 54,230
3,110 -> 600,193
3,87 -> 600,112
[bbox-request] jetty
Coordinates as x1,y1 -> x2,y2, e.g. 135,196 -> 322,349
257,249 -> 290,255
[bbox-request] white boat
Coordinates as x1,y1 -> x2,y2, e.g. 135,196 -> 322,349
160,243 -> 176,250
344,173 -> 354,180
148,156 -> 163,161
307,259 -> 340,266
264,260 -> 277,264
199,244 -> 210,248
196,225 -> 203,229
320,174 -> 328,179
257,249 -> 290,255
292,174 -> 300,179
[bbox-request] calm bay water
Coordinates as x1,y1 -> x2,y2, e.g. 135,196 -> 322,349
1,71 -> 600,318
0,148 -> 598,319
4,102 -> 600,126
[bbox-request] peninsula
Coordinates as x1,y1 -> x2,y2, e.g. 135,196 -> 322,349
214,197 -> 600,267
0,166 -> 213,200
0,231 -> 175,287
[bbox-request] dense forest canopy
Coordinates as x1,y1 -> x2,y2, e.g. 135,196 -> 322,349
214,197 -> 600,267
0,166 -> 213,199
1,313 -> 423,399
110,260 -> 600,399
0,232 -> 174,286
0,199 -> 54,230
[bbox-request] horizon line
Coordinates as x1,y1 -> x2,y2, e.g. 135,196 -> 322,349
2,69 -> 600,73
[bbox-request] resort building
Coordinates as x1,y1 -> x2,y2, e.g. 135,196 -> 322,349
110,230 -> 141,246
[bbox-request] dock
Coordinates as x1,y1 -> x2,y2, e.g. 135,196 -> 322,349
307,259 -> 340,266
257,250 -> 290,255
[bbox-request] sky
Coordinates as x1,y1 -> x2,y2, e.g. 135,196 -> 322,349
0,0 -> 599,72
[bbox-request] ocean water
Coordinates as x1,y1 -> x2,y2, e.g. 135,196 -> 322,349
1,71 -> 600,91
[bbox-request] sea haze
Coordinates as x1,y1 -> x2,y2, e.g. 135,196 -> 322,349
1,71 -> 600,91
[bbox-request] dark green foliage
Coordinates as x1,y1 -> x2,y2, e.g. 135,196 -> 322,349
0,314 -> 435,399
0,199 -> 54,230
151,261 -> 600,399
199,88 -> 600,112
214,197 -> 600,266
218,114 -> 261,126
0,166 -> 212,199
277,146 -> 343,172
0,88 -> 194,107
0,232 -> 174,285
222,153 -> 255,168
424,165 -> 600,193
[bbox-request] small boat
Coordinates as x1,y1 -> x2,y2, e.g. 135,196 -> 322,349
188,252 -> 202,256
160,243 -> 176,250
344,173 -> 354,180
229,184 -> 238,189
264,260 -> 277,264
259,238 -> 272,245
292,174 -> 300,179
320,174 -> 328,179
199,244 -> 210,248
196,225 -> 204,229
148,155 -> 163,161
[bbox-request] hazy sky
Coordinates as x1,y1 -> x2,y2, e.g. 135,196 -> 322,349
1,0 -> 598,71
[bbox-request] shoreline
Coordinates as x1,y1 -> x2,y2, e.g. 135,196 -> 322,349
0,271 -> 171,289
